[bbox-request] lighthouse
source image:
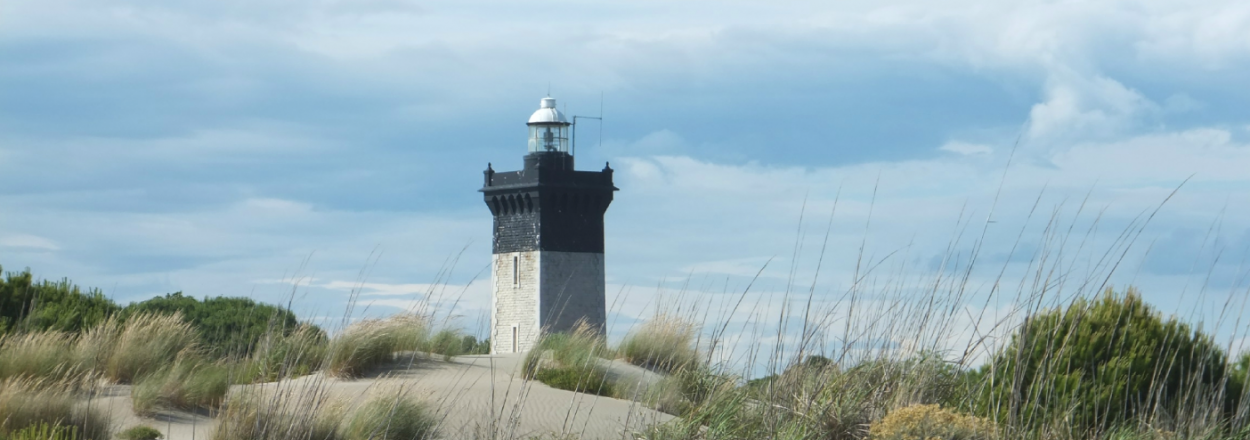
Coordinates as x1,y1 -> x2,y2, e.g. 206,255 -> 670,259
480,97 -> 617,354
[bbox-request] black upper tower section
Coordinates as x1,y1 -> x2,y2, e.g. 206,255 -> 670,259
481,152 -> 617,254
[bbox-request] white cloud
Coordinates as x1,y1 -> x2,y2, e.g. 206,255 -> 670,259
0,234 -> 61,251
939,141 -> 993,155
1026,73 -> 1157,145
3,0 -> 1250,372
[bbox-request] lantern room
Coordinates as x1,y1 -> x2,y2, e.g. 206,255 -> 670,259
527,97 -> 570,154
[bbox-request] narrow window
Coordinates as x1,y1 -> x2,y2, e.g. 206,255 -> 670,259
512,326 -> 519,353
513,256 -> 519,287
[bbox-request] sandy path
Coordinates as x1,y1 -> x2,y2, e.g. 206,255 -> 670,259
83,353 -> 673,440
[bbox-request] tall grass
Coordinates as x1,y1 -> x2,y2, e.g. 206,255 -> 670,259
618,313 -> 699,374
242,324 -> 328,382
103,312 -> 198,383
131,355 -> 231,416
0,332 -> 81,381
211,385 -> 438,440
325,314 -> 429,378
341,390 -> 438,440
622,183 -> 1250,440
210,391 -> 343,440
523,321 -> 616,396
0,378 -> 110,440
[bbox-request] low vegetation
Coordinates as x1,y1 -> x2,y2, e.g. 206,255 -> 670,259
523,321 -> 617,396
618,314 -> 699,374
0,378 -> 110,440
341,391 -> 438,440
210,392 -> 343,440
867,404 -> 995,440
103,313 -> 200,383
114,425 -> 163,440
210,388 -> 437,440
131,356 -> 231,416
0,267 -> 477,437
324,314 -> 429,378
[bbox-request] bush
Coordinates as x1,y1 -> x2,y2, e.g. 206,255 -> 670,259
0,268 -> 120,335
869,404 -> 995,440
423,329 -> 463,361
977,288 -> 1231,435
132,357 -> 230,416
0,378 -> 111,440
115,425 -> 163,440
458,335 -> 490,355
618,314 -> 698,374
119,293 -> 306,358
326,314 -> 428,378
103,313 -> 198,383
341,391 -> 438,440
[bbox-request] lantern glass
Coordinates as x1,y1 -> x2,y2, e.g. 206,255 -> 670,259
528,123 -> 569,153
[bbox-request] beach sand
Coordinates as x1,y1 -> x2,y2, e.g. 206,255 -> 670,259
82,353 -> 673,440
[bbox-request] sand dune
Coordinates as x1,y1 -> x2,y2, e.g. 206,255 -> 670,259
83,353 -> 673,440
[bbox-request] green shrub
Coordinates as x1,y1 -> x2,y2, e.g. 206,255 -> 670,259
978,287 -> 1231,435
0,268 -> 120,336
461,336 -> 490,355
534,366 -> 615,396
115,425 -> 163,440
326,314 -> 428,378
618,314 -> 698,374
341,391 -> 438,440
0,378 -> 110,440
423,329 -> 463,361
119,293 -> 307,358
868,404 -> 995,440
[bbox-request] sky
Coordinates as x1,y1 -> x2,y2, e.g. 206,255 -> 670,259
2,0 -> 1250,368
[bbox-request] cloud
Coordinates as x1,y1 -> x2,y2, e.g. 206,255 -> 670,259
0,234 -> 61,251
939,141 -> 993,155
3,0 -> 1250,371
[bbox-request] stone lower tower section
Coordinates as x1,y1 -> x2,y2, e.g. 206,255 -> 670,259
481,152 -> 616,354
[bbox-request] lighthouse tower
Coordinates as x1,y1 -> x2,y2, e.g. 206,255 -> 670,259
480,97 -> 617,354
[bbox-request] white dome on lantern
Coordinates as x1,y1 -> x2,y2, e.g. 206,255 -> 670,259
528,97 -> 568,124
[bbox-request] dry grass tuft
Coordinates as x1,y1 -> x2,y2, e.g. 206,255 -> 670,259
0,331 -> 81,381
131,355 -> 231,416
341,389 -> 438,440
0,377 -> 110,440
103,312 -> 198,383
325,314 -> 428,378
618,314 -> 699,374
210,391 -> 343,440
